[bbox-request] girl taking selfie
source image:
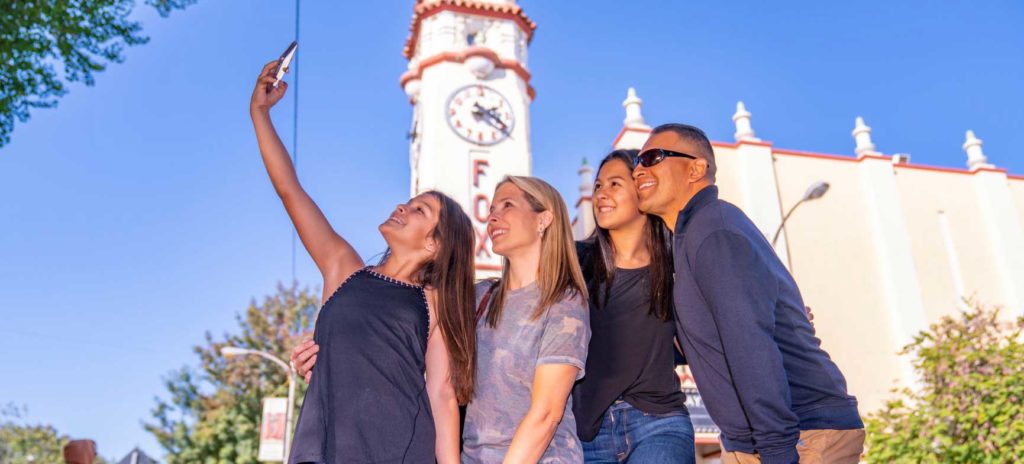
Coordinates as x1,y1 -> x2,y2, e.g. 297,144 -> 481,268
250,60 -> 476,464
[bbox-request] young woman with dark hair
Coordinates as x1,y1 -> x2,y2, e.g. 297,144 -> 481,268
573,150 -> 696,463
250,60 -> 476,463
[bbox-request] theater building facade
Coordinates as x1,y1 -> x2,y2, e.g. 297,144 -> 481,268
399,0 -> 1024,461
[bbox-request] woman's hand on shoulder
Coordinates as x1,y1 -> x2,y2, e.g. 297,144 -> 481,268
290,337 -> 319,383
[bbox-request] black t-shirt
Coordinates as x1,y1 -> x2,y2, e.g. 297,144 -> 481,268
571,262 -> 688,442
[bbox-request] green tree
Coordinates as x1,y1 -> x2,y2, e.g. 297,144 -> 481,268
866,302 -> 1024,463
0,0 -> 197,148
144,284 -> 317,464
0,404 -> 111,464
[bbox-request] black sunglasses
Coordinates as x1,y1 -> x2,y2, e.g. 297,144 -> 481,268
635,148 -> 697,167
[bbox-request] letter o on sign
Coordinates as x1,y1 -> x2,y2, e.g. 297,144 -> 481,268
474,194 -> 490,223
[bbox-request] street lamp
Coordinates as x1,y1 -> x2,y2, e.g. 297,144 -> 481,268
221,346 -> 296,463
772,181 -> 830,246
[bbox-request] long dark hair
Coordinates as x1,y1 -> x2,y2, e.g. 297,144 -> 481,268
581,150 -> 673,321
384,191 -> 477,404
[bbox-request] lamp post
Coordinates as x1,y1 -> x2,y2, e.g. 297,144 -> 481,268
222,346 -> 295,463
772,181 -> 830,247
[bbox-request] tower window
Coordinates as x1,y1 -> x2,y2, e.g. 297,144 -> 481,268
467,33 -> 477,45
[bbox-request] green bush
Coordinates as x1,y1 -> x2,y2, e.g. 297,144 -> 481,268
866,302 -> 1024,463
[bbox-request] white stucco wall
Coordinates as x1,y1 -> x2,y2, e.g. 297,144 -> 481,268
769,152 -> 905,414
1011,178 -> 1024,240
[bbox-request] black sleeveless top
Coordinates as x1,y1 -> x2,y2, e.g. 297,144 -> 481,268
289,267 -> 435,463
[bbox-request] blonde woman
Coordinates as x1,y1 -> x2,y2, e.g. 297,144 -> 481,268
463,176 -> 591,463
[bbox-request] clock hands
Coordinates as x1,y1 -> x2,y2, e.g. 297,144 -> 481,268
473,102 -> 511,135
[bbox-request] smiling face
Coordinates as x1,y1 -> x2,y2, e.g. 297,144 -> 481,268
593,158 -> 646,232
378,193 -> 441,258
633,131 -> 709,220
486,182 -> 551,258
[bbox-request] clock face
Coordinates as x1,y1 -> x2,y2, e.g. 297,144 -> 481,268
445,84 -> 515,146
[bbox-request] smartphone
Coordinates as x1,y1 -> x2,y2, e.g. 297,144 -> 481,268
273,41 -> 298,88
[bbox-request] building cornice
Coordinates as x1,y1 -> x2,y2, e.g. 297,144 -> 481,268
773,147 -> 1014,177
404,0 -> 537,59
400,47 -> 535,101
610,130 -> 1021,179
611,125 -> 652,148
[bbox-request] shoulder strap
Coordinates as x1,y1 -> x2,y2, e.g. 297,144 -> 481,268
475,281 -> 499,323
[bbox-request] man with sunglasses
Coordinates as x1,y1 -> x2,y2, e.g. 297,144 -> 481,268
633,124 -> 864,464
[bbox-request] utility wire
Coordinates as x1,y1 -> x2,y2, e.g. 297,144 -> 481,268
291,0 -> 301,284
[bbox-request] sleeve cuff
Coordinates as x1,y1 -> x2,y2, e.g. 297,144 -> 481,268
758,447 -> 799,464
536,356 -> 586,380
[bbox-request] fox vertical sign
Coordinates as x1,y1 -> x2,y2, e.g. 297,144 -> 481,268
258,397 -> 288,461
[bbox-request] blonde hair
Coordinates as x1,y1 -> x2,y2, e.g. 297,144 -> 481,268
485,176 -> 588,327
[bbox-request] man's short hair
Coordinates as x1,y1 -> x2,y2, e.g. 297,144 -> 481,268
650,123 -> 717,182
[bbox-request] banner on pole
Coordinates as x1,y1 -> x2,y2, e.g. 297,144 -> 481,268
258,397 -> 288,461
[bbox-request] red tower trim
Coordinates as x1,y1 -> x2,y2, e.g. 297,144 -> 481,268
403,0 -> 537,59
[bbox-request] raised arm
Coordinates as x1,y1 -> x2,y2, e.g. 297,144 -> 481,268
249,61 -> 363,297
423,289 -> 460,464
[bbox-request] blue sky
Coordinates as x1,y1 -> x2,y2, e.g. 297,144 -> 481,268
1,0 -> 1021,458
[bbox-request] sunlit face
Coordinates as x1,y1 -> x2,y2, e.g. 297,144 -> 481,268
378,193 -> 440,255
633,131 -> 703,216
486,182 -> 547,257
593,158 -> 645,231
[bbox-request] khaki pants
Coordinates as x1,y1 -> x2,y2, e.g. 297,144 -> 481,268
720,429 -> 865,464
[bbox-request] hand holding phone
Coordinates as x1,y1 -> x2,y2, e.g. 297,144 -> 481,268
274,41 -> 298,88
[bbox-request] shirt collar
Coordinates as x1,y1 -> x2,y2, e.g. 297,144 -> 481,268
674,185 -> 719,234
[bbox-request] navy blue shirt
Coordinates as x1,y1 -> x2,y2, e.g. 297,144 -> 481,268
671,186 -> 862,464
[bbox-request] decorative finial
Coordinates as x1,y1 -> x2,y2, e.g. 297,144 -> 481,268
579,158 -> 594,196
852,116 -> 877,156
963,130 -> 992,170
732,101 -> 759,141
622,87 -> 649,128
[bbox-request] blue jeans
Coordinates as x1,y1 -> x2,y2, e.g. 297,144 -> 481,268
582,400 -> 696,464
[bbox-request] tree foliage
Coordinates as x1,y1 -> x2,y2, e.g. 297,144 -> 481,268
866,302 -> 1024,463
144,284 -> 318,464
0,0 -> 196,148
0,404 -> 110,464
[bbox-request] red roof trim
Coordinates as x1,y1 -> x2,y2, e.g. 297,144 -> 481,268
608,133 -> 1022,178
399,48 -> 535,100
737,139 -> 774,148
404,1 -> 537,59
897,164 -> 1006,176
772,147 -> 1018,177
772,147 -> 861,163
611,126 -> 652,148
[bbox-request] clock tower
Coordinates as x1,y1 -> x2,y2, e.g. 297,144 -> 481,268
400,0 -> 536,275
